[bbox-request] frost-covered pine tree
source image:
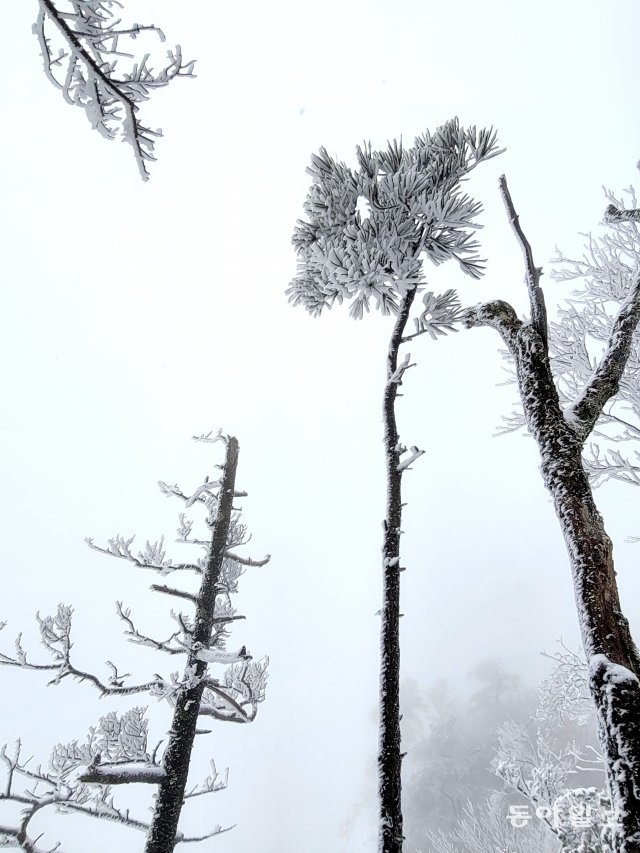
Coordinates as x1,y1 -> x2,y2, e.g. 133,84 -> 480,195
0,433 -> 269,853
288,118 -> 504,853
34,0 -> 195,179
463,173 -> 640,853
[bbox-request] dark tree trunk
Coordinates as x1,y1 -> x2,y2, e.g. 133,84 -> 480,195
143,438 -> 239,853
462,175 -> 640,851
378,288 -> 416,853
468,302 -> 640,852
512,325 -> 640,852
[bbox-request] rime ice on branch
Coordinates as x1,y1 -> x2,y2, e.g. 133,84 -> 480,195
463,174 -> 640,853
0,433 -> 269,853
289,118 -> 503,853
33,0 -> 195,179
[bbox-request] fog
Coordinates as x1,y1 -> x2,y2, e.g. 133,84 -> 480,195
2,1 -> 640,850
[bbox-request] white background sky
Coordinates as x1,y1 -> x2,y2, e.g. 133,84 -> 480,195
2,2 -> 640,851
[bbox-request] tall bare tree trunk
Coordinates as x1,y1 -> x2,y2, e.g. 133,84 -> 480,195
378,288 -> 417,853
144,438 -> 239,853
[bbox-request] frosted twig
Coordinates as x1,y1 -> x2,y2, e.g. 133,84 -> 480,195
34,0 -> 195,179
396,446 -> 425,472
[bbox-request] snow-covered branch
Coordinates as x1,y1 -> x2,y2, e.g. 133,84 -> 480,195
564,270 -> 640,441
462,300 -> 522,349
387,353 -> 416,385
223,551 -> 270,567
86,535 -> 202,576
78,762 -> 165,785
116,601 -> 188,654
396,446 -> 425,472
184,760 -> 228,798
0,605 -> 162,697
34,0 -> 195,179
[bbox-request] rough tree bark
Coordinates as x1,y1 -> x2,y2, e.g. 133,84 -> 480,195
379,287 -> 418,853
144,437 -> 239,853
463,176 -> 640,853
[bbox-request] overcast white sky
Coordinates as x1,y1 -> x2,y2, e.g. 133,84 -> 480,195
2,1 -> 640,851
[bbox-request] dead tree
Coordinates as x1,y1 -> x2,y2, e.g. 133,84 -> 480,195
0,432 -> 269,853
288,118 -> 503,853
463,175 -> 640,853
33,0 -> 195,179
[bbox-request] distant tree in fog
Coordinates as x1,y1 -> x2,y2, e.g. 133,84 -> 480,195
412,652 -> 606,853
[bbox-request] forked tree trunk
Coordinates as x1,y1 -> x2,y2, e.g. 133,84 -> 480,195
143,438 -> 239,853
514,326 -> 640,851
378,288 -> 417,853
467,302 -> 640,852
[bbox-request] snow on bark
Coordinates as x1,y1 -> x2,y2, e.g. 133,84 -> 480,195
143,439 -> 240,853
377,288 -> 417,853
463,175 -> 640,853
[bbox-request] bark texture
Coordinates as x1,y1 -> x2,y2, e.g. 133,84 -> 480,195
463,179 -> 640,851
378,288 -> 416,853
143,438 -> 239,853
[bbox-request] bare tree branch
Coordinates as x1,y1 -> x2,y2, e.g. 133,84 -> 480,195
224,552 -> 271,567
498,174 -> 548,350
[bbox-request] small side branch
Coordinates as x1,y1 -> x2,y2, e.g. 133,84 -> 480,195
397,446 -> 425,472
0,607 -> 163,697
78,762 -> 166,785
225,551 -> 270,567
499,174 -> 548,350
387,352 -> 416,386
150,585 -> 197,605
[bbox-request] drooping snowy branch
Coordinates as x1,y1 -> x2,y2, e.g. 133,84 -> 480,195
34,0 -> 195,179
